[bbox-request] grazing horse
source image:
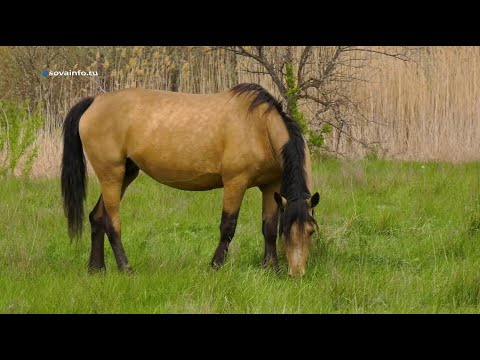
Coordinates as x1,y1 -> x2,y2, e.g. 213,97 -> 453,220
61,83 -> 319,277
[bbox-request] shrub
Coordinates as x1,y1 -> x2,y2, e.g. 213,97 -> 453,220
0,100 -> 45,177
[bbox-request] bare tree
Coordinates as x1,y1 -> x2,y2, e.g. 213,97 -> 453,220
219,46 -> 418,155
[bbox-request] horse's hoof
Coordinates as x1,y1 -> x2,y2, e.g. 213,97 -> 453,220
120,265 -> 134,274
261,260 -> 274,268
261,258 -> 279,272
88,265 -> 106,274
261,255 -> 271,268
210,261 -> 223,270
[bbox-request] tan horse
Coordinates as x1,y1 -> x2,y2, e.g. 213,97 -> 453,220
61,83 -> 319,277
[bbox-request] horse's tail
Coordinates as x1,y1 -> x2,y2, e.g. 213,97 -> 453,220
61,96 -> 95,239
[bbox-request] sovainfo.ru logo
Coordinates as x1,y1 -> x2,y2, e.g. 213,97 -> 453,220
41,69 -> 98,77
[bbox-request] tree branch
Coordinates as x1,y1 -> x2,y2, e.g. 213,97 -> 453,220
342,46 -> 416,63
298,92 -> 330,107
222,46 -> 287,97
299,46 -> 346,92
297,46 -> 312,87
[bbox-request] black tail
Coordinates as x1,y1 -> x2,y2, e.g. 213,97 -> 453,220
61,97 -> 95,239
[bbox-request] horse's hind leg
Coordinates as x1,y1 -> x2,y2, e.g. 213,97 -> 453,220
121,158 -> 140,198
97,159 -> 139,273
88,159 -> 139,273
211,177 -> 247,269
88,196 -> 106,272
260,182 -> 280,271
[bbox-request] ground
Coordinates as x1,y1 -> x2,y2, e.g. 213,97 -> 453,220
1,159 -> 480,313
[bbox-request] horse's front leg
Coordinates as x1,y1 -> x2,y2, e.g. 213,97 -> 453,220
260,182 -> 280,271
211,177 -> 248,269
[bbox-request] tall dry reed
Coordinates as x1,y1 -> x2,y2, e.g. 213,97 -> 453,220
1,46 -> 479,177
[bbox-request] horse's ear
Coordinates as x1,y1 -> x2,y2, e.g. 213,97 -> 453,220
274,192 -> 287,209
309,192 -> 320,208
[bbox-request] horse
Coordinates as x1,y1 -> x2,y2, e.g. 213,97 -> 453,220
61,83 -> 320,277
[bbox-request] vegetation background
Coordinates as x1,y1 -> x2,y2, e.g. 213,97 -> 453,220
1,46 -> 480,313
1,46 -> 479,176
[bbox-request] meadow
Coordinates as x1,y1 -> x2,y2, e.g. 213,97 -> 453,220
1,158 -> 480,313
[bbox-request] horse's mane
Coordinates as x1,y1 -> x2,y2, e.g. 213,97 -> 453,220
230,83 -> 312,235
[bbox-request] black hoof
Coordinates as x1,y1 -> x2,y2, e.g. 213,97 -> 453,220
261,257 -> 279,272
119,265 -> 134,274
88,265 -> 106,274
211,260 -> 223,270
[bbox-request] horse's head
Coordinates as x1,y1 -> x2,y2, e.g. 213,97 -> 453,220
274,192 -> 320,277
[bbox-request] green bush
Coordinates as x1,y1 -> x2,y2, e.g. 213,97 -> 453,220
285,63 -> 331,148
0,100 -> 45,177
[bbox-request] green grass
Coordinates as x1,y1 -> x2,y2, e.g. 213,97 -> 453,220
1,159 -> 480,313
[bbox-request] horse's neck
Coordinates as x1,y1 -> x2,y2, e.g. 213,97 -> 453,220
265,111 -> 313,194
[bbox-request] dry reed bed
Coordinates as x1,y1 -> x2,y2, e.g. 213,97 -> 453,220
2,46 -> 479,178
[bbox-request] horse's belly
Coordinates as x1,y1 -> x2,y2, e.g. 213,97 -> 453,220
139,165 -> 223,191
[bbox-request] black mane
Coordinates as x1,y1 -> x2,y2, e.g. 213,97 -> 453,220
231,83 -> 312,235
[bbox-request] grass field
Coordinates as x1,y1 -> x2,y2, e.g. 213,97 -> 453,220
1,159 -> 480,313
